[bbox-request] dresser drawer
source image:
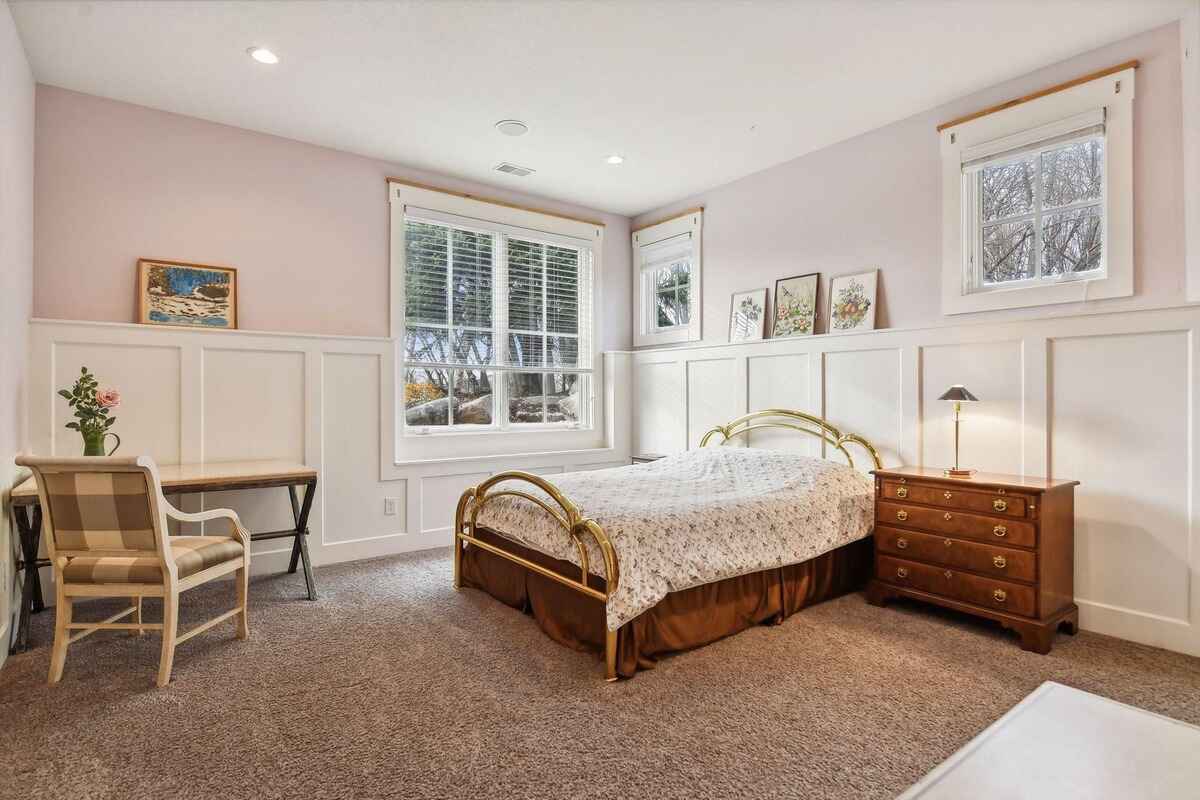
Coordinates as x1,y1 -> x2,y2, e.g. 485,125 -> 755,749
877,555 -> 1037,618
876,501 -> 1037,548
880,480 -> 1028,518
875,526 -> 1036,583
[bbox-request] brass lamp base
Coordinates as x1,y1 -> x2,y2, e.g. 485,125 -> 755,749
943,467 -> 977,478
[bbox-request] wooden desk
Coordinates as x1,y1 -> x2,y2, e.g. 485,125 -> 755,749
9,460 -> 318,655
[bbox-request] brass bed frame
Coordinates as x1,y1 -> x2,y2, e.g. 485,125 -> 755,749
452,408 -> 883,681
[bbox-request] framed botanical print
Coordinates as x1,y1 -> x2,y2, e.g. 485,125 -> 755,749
729,288 -> 768,342
137,258 -> 238,329
772,273 -> 819,337
828,269 -> 878,333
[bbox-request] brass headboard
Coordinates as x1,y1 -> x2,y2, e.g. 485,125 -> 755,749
699,408 -> 883,470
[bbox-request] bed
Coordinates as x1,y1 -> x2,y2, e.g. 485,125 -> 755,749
452,409 -> 882,680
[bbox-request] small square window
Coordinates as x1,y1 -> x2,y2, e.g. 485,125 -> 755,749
941,69 -> 1132,316
968,133 -> 1105,293
633,212 -> 702,346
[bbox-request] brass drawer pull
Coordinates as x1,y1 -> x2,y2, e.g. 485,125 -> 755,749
896,510 -> 908,522
943,570 -> 953,580
993,525 -> 1007,537
896,537 -> 909,550
943,512 -> 953,521
896,567 -> 909,579
944,539 -> 953,548
993,589 -> 1007,603
943,491 -> 953,500
993,499 -> 1008,512
896,486 -> 908,499
993,555 -> 1007,569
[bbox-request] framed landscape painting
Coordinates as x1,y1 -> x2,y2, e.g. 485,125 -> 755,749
137,258 -> 238,329
828,269 -> 878,333
772,273 -> 819,337
729,288 -> 768,342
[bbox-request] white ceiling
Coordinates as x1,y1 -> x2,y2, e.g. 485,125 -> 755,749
10,0 -> 1192,217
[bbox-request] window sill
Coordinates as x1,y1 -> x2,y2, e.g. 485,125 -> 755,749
391,444 -> 619,470
633,325 -> 699,347
402,424 -> 593,438
944,271 -> 1131,315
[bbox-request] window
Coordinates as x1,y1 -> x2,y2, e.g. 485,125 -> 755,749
398,209 -> 594,434
633,210 -> 702,346
964,111 -> 1105,292
941,66 -> 1134,314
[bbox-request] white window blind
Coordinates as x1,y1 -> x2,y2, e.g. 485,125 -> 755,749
960,108 -> 1106,170
401,210 -> 593,432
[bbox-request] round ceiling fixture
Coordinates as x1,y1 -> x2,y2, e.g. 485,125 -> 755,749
247,46 -> 279,65
605,154 -> 625,165
495,120 -> 529,137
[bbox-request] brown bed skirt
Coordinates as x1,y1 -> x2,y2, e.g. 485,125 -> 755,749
460,528 -> 874,678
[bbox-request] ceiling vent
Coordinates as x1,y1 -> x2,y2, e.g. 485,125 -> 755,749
494,162 -> 536,177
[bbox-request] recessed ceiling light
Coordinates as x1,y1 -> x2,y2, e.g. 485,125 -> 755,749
606,154 -> 625,165
247,47 -> 279,65
495,119 -> 529,137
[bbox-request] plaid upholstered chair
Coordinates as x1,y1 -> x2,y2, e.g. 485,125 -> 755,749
15,455 -> 251,687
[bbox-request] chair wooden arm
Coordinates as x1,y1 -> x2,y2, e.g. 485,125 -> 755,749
163,503 -> 250,547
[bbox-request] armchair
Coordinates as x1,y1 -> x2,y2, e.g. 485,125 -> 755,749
14,454 -> 252,687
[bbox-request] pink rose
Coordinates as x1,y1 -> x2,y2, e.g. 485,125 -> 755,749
95,389 -> 121,409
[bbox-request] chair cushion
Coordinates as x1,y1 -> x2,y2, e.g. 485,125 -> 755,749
43,471 -> 157,552
61,536 -> 244,584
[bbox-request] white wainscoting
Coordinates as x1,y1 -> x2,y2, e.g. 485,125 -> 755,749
631,305 -> 1200,658
27,320 -> 631,589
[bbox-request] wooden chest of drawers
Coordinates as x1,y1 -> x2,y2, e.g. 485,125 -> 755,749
866,467 -> 1079,654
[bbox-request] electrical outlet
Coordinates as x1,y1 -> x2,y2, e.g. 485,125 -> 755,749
383,498 -> 398,516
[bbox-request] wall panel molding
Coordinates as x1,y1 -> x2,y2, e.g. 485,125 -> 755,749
633,305 -> 1200,657
27,320 -> 632,586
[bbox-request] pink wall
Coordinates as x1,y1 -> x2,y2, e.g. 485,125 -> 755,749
33,86 -> 632,347
2,0 -> 34,662
633,23 -> 1186,344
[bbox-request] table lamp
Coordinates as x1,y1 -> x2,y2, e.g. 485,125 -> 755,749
939,384 -> 979,477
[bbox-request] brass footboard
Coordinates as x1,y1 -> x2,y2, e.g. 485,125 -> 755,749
453,471 -> 621,681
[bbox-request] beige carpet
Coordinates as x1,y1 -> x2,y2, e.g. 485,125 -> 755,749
3,549 -> 1199,800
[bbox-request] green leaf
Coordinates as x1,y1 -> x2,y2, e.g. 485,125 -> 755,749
57,389 -> 72,400
65,422 -> 79,431
105,417 -> 116,427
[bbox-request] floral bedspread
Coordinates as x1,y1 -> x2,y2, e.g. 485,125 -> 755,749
473,447 -> 875,630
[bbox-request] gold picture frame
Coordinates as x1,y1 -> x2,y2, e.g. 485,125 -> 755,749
137,258 -> 239,330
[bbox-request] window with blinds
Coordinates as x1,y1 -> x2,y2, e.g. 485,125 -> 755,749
632,209 -> 702,346
401,213 -> 593,432
960,108 -> 1106,293
939,63 -> 1132,315
640,233 -> 693,331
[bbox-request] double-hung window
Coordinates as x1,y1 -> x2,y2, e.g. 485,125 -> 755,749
941,65 -> 1134,314
396,199 -> 596,434
633,210 -> 702,346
